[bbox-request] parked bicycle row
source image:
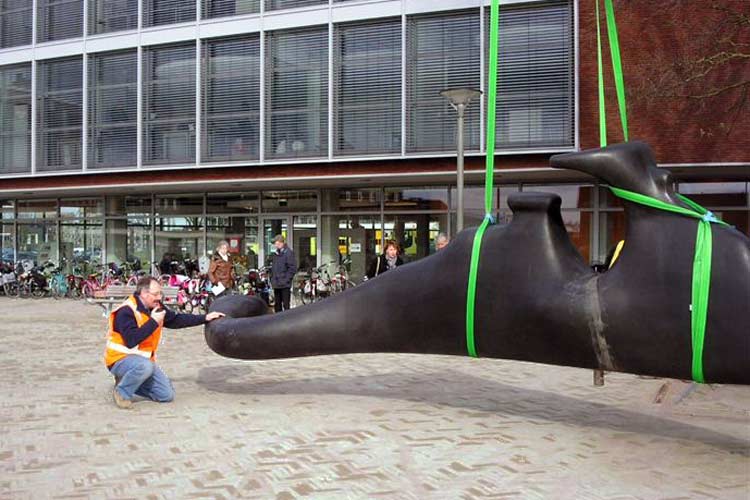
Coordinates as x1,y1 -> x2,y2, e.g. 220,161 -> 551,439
0,257 -> 357,310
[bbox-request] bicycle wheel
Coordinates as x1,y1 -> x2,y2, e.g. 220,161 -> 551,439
49,279 -> 62,300
81,282 -> 94,298
4,282 -> 18,297
68,279 -> 82,299
31,282 -> 46,299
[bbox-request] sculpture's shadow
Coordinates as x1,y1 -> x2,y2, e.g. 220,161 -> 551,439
196,363 -> 749,456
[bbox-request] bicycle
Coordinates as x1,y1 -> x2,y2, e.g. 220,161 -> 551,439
299,263 -> 334,305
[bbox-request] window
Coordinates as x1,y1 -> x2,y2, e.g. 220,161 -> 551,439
203,36 -> 260,162
265,0 -> 325,12
18,222 -> 59,265
143,0 -> 195,27
60,198 -> 104,217
1,223 -> 14,262
61,219 -> 103,269
143,44 -> 196,165
88,0 -> 138,35
384,187 -> 449,212
335,18 -> 401,156
486,0 -> 574,148
88,50 -> 138,169
265,27 -> 328,159
206,192 -> 259,214
37,0 -> 83,43
0,64 -> 32,174
406,10 -> 481,153
0,0 -> 32,48
203,0 -> 259,19
37,57 -> 83,172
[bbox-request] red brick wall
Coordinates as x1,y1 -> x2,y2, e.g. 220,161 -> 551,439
578,0 -> 750,163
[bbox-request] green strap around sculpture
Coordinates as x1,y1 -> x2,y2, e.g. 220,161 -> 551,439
609,186 -> 730,383
465,0 -> 499,358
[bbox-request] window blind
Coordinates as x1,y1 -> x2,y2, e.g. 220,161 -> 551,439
334,18 -> 401,156
406,10 -> 481,153
485,0 -> 574,149
37,0 -> 83,43
143,44 -> 196,165
37,57 -> 83,172
203,0 -> 259,19
143,0 -> 195,27
0,63 -> 32,174
0,1 -> 32,48
265,0 -> 325,13
88,50 -> 138,169
203,35 -> 260,162
88,0 -> 138,35
265,27 -> 328,159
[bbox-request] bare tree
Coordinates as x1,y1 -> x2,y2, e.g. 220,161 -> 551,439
624,0 -> 749,137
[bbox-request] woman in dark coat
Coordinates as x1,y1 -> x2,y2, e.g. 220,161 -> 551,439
208,240 -> 236,296
366,240 -> 403,279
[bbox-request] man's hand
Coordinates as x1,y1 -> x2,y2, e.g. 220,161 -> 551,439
206,312 -> 226,321
151,308 -> 166,325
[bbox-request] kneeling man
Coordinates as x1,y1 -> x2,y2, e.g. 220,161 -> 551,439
104,276 -> 224,409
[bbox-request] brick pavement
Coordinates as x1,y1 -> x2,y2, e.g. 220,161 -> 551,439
1,298 -> 748,499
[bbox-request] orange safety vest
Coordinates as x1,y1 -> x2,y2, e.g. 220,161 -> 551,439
104,295 -> 163,368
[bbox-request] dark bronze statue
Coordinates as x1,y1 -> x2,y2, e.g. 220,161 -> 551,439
205,142 -> 750,385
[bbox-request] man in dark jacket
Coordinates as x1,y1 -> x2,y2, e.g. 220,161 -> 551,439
105,277 -> 224,409
270,235 -> 297,312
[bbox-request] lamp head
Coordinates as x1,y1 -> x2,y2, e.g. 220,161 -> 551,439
440,88 -> 482,108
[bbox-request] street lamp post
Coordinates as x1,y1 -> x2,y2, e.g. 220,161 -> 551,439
440,88 -> 482,233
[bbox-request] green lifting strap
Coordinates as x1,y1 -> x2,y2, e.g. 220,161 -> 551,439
465,0 -> 500,358
609,187 -> 729,383
596,0 -> 630,145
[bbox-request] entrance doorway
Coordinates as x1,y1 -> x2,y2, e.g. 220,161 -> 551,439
260,215 -> 318,273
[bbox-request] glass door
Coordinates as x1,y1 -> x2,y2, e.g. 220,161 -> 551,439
261,217 -> 290,267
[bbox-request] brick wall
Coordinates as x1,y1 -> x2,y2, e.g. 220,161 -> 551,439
578,0 -> 750,163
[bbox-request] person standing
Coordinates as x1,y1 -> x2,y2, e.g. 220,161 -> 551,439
208,240 -> 235,297
105,277 -> 224,409
270,235 -> 297,312
435,233 -> 450,251
366,240 -> 404,279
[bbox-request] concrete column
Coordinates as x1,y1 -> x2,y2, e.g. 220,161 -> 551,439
320,189 -> 339,271
105,196 -> 128,264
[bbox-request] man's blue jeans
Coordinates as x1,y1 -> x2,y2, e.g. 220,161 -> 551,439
109,355 -> 174,402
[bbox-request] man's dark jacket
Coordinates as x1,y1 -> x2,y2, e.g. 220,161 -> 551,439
113,295 -> 206,348
270,245 -> 297,289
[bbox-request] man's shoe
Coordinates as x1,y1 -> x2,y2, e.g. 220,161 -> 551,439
113,387 -> 133,409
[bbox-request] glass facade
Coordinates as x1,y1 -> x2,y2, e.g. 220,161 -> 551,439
0,63 -> 31,174
406,10 -> 480,153
0,1 -> 576,173
203,0 -> 260,19
37,57 -> 83,172
335,18 -> 402,156
89,0 -> 139,35
143,44 -> 196,166
37,0 -> 84,43
143,0 -> 195,28
265,27 -> 328,159
88,50 -> 138,169
0,185 -> 745,277
0,1 -> 32,48
203,35 -> 260,162
487,1 -> 574,148
0,1 -> 744,280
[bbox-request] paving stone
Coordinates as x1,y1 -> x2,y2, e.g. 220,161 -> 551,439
0,298 -> 748,499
